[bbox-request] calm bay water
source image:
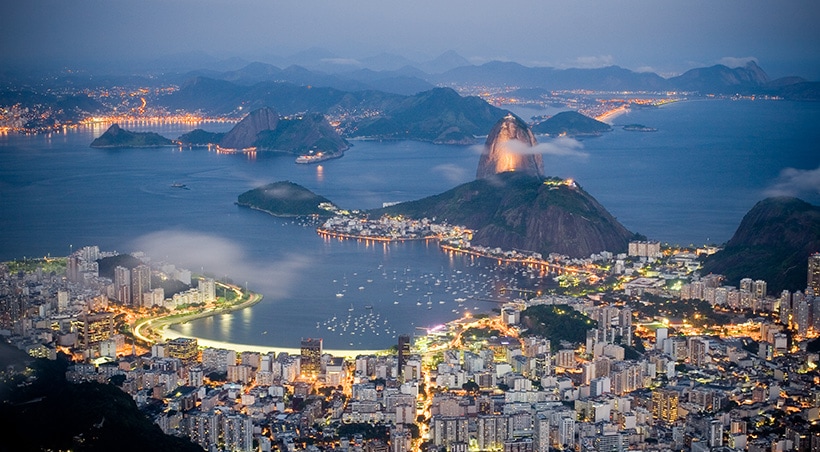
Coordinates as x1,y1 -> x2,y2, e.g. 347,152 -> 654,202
1,99 -> 818,349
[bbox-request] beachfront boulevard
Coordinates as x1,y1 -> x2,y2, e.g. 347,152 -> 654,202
133,283 -> 263,346
4,241 -> 820,451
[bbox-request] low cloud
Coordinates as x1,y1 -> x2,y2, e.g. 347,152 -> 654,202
567,55 -> 614,69
321,58 -> 361,66
718,56 -> 758,68
764,165 -> 820,198
264,185 -> 313,200
131,230 -> 312,299
505,137 -> 589,159
431,163 -> 469,185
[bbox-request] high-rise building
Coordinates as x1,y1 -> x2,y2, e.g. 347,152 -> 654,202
114,265 -> 131,304
652,389 -> 680,423
533,413 -> 550,452
397,334 -> 411,377
81,312 -> 114,347
131,264 -> 151,307
779,290 -> 792,325
167,337 -> 199,362
199,278 -> 216,303
753,280 -> 767,299
808,253 -> 820,295
556,415 -> 575,449
222,413 -> 254,452
796,297 -> 811,337
476,415 -> 512,450
432,416 -> 469,448
740,278 -> 753,293
300,337 -> 323,378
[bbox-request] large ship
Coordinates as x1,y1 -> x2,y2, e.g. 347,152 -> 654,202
295,150 -> 343,164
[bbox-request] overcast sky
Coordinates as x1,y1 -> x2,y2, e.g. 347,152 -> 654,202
3,0 -> 819,79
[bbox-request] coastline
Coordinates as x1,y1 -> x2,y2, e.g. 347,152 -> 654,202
133,282 -> 263,346
133,282 -> 386,359
235,202 -> 328,219
595,105 -> 630,124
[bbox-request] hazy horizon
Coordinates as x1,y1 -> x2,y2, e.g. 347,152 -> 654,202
3,0 -> 820,80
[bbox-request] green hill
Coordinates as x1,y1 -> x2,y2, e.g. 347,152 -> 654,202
701,197 -> 820,294
520,304 -> 597,346
237,181 -> 335,217
0,353 -> 203,452
176,129 -> 225,145
375,172 -> 633,258
531,111 -> 612,136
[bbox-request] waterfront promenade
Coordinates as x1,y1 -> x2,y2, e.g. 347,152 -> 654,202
133,281 -> 383,358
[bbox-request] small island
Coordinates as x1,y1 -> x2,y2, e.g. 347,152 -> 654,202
90,123 -> 176,148
622,123 -> 658,132
237,181 -> 336,217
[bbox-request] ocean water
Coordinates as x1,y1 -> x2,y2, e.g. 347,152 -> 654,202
1,99 -> 818,349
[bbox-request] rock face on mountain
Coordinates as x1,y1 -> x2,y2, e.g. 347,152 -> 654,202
476,114 -> 544,179
254,112 -> 349,154
219,107 -> 279,149
377,172 -> 633,258
701,197 -> 820,294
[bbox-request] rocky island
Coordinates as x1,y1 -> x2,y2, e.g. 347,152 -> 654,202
237,181 -> 336,217
90,124 -> 175,148
622,123 -> 657,132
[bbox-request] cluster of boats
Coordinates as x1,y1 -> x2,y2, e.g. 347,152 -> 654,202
318,260 -> 543,344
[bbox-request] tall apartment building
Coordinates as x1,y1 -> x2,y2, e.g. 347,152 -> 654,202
167,337 -> 198,363
652,389 -> 680,423
809,253 -> 820,295
114,265 -> 131,304
300,337 -> 323,378
131,264 -> 151,307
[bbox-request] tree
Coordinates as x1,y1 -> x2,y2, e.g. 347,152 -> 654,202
462,380 -> 479,394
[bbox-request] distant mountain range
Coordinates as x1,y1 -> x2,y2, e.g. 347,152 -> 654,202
6,55 -> 819,135
159,58 -> 817,99
165,83 -> 507,144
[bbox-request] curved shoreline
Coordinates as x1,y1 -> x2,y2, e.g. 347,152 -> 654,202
133,281 -> 262,346
132,282 -> 386,358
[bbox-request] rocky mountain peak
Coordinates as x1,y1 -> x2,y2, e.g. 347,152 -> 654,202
219,107 -> 280,150
476,113 -> 544,179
